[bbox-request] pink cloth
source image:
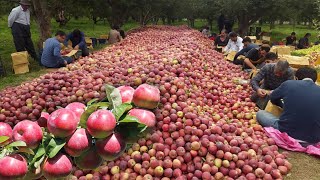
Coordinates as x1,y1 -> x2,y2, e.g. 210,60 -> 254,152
264,127 -> 320,157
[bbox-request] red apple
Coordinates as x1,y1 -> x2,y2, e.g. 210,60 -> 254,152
42,153 -> 73,180
128,108 -> 156,127
13,120 -> 43,149
37,112 -> 49,128
0,122 -> 13,146
96,133 -> 126,161
64,128 -> 92,157
74,147 -> 103,170
117,86 -> 135,103
0,154 -> 28,179
65,102 -> 86,120
132,84 -> 160,109
47,108 -> 79,138
86,109 -> 116,138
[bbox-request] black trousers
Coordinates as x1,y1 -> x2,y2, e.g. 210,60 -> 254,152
11,23 -> 38,60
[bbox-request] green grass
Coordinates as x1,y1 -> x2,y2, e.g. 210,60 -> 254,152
0,18 -> 320,179
0,17 -> 138,90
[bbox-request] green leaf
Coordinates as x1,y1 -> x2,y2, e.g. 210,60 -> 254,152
46,138 -> 66,158
79,105 -> 99,128
18,148 -> 34,155
87,98 -> 99,106
106,84 -> 122,109
34,155 -> 45,169
115,121 -> 148,143
0,149 -> 7,159
6,141 -> 27,148
118,115 -> 140,124
0,136 -> 9,144
113,103 -> 133,121
94,102 -> 110,109
28,145 -> 46,168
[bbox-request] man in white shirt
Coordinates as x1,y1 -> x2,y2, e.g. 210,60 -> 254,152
224,32 -> 244,53
8,0 -> 38,61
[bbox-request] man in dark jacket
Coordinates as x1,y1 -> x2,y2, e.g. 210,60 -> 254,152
257,67 -> 320,144
65,29 -> 89,57
233,37 -> 259,65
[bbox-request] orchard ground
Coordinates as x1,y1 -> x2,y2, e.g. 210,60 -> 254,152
0,17 -> 319,179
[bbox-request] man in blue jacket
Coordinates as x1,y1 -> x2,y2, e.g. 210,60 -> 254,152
65,29 -> 89,57
257,67 -> 320,144
41,31 -> 73,68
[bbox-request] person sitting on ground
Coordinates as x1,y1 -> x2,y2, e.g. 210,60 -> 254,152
213,29 -> 229,48
256,67 -> 320,144
250,60 -> 294,109
209,33 -> 217,41
224,32 -> 243,53
65,29 -> 89,57
119,29 -> 126,39
201,26 -> 211,37
259,52 -> 279,67
108,25 -> 122,44
233,37 -> 259,65
285,32 -> 297,46
41,31 -> 73,68
297,33 -> 311,49
243,44 -> 271,70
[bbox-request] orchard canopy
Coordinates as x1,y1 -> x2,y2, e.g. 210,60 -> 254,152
1,0 -> 320,45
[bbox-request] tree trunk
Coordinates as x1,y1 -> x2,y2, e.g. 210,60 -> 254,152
31,0 -> 51,49
237,15 -> 249,36
207,18 -> 213,31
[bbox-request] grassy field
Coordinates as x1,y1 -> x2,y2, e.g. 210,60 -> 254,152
0,17 -> 319,179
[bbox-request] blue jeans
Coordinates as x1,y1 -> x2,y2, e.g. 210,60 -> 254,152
256,110 -> 279,129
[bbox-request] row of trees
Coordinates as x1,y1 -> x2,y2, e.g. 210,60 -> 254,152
1,0 -> 319,46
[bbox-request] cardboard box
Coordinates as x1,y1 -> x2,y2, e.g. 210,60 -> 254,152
225,51 -> 237,61
249,69 -> 260,79
279,55 -> 310,68
100,35 -> 108,39
262,36 -> 271,41
315,56 -> 320,66
270,46 -> 292,55
13,63 -> 29,74
265,101 -> 283,117
11,51 -> 29,65
247,36 -> 257,43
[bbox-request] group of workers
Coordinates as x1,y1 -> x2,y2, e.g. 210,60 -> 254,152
8,0 -> 124,69
8,1 -> 320,146
212,29 -> 320,145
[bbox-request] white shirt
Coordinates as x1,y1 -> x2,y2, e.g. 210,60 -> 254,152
224,36 -> 244,53
8,6 -> 30,27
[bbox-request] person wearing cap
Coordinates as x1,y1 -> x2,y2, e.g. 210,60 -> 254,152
250,60 -> 294,109
243,45 -> 271,70
224,32 -> 243,53
233,37 -> 259,65
8,0 -> 38,61
65,29 -> 89,57
285,32 -> 297,46
256,67 -> 320,144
